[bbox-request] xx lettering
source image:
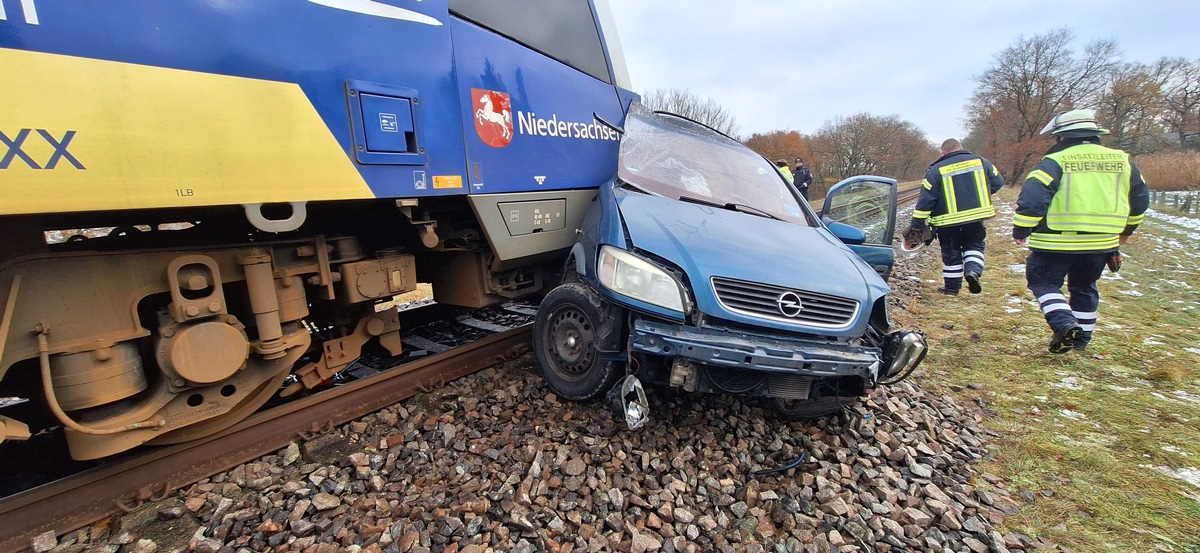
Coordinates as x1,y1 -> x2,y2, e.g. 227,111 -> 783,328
0,129 -> 85,170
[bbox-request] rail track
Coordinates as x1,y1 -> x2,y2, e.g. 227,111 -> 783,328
0,302 -> 535,553
0,184 -> 924,553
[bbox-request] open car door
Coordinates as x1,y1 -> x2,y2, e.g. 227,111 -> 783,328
820,176 -> 898,280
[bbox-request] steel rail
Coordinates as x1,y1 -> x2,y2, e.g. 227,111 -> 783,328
0,326 -> 532,553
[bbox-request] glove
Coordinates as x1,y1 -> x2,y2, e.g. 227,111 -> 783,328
1107,251 -> 1123,273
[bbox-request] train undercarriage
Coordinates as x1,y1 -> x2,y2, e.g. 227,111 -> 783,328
0,197 -> 562,460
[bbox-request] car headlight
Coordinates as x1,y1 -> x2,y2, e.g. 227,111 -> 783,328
598,246 -> 687,313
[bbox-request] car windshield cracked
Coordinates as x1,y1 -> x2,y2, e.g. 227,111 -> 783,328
617,104 -> 814,226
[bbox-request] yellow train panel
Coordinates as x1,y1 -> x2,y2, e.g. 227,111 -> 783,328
0,48 -> 374,215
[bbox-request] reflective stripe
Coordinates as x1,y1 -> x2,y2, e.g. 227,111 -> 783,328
1014,213 -> 1042,228
921,178 -> 933,191
1029,170 -> 1053,185
931,205 -> 995,226
913,209 -> 931,219
1041,303 -> 1071,314
1039,292 -> 1066,303
1029,232 -> 1120,251
1127,213 -> 1145,225
1079,323 -> 1096,331
943,264 -> 964,270
943,270 -> 964,277
1072,310 -> 1098,319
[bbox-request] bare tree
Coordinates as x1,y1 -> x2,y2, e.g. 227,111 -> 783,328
966,28 -> 1122,179
1158,57 -> 1200,150
808,113 -> 935,188
639,88 -> 741,138
1098,62 -> 1171,155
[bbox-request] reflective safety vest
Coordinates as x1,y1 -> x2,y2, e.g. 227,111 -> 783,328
1043,144 -> 1131,233
778,165 -> 794,185
923,157 -> 995,226
1023,143 -> 1131,252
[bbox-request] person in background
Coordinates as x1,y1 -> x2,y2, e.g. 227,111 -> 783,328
774,159 -> 794,184
1013,109 -> 1149,353
793,157 -> 813,200
906,138 -> 1004,295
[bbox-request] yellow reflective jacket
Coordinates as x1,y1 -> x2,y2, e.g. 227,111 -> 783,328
1014,141 -> 1149,252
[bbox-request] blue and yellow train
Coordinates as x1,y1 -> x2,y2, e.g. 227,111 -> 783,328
1,0 -> 635,459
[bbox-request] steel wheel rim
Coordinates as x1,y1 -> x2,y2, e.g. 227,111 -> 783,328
547,305 -> 596,382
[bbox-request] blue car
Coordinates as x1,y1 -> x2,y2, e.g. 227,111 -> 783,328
534,103 -> 926,422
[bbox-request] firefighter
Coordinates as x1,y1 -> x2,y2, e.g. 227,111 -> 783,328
1013,109 -> 1149,353
906,138 -> 1005,295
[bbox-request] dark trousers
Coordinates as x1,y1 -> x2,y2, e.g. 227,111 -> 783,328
935,222 -> 987,292
1025,250 -> 1108,348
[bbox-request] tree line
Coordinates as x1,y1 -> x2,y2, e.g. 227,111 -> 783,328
642,27 -> 1200,196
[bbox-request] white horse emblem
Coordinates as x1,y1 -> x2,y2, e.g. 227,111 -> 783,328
475,93 -> 512,140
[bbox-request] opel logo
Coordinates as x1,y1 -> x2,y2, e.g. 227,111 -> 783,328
777,292 -> 804,318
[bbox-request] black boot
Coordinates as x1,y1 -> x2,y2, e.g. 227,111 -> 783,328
1049,326 -> 1082,354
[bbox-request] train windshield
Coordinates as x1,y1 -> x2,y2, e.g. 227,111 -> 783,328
617,103 -> 814,226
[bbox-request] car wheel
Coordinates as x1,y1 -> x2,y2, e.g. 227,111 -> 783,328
769,396 -> 857,420
534,283 -> 624,400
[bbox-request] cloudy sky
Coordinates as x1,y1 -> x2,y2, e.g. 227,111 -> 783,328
604,0 -> 1200,142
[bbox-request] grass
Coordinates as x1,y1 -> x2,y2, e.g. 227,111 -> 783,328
1134,152 -> 1200,192
898,185 -> 1200,552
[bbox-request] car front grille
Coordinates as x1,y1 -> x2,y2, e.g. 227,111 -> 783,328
711,277 -> 859,329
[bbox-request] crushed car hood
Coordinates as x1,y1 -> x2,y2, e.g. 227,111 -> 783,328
616,190 -> 889,331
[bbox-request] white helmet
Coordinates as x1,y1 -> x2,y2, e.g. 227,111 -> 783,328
1040,109 -> 1110,137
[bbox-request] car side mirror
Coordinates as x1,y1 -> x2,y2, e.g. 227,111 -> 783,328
825,220 -> 867,245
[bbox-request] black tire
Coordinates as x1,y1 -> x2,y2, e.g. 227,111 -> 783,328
770,396 -> 858,421
534,283 -> 624,400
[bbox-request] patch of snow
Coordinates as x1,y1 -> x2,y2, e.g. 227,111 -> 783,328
1120,290 -> 1145,297
1140,464 -> 1200,492
1185,347 -> 1200,356
1059,409 -> 1087,421
1173,391 -> 1200,404
1162,445 -> 1192,457
1051,377 -> 1084,390
1008,264 -> 1026,274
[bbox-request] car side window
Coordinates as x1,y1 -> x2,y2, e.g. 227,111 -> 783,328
824,181 -> 892,244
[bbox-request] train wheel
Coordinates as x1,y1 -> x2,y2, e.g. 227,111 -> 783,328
534,283 -> 623,401
145,369 -> 290,445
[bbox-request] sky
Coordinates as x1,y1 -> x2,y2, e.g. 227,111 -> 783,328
603,0 -> 1200,143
